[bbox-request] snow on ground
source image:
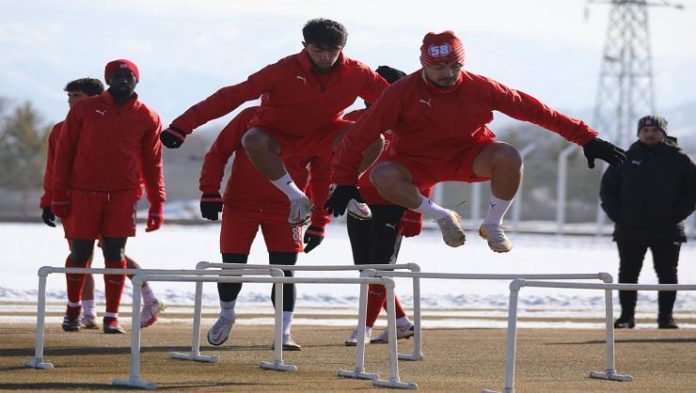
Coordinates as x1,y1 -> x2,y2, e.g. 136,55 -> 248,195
3,222 -> 696,328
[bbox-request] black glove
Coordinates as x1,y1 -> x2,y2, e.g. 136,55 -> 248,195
41,207 -> 56,227
376,65 -> 407,84
200,193 -> 223,221
160,126 -> 187,149
324,185 -> 364,217
303,225 -> 325,253
583,137 -> 626,169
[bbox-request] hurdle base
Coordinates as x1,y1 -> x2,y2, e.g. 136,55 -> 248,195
337,368 -> 380,380
373,377 -> 418,389
398,352 -> 425,361
589,369 -> 633,382
170,351 -> 218,363
24,358 -> 54,370
260,360 -> 297,372
113,377 -> 157,390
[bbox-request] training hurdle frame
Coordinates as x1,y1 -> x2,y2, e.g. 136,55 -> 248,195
369,270 -> 613,361
483,280 -> 696,393
23,266 -> 284,371
113,273 -> 416,390
181,262 -> 423,377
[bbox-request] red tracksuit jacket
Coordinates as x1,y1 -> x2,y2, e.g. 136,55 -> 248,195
40,121 -> 64,208
199,107 -> 330,228
170,50 -> 388,142
53,92 -> 165,205
333,70 -> 599,185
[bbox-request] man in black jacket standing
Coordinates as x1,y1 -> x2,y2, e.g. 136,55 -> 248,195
600,115 -> 696,329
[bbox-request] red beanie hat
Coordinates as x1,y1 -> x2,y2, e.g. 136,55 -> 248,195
104,59 -> 140,83
420,31 -> 465,67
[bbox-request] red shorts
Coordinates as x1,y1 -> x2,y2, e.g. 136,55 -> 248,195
358,141 -> 493,205
220,205 -> 303,254
63,189 -> 139,239
384,141 -> 493,191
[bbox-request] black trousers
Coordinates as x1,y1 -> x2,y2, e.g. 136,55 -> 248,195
347,205 -> 406,265
217,252 -> 297,312
616,239 -> 681,318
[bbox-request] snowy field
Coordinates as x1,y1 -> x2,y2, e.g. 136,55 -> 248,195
2,222 -> 696,329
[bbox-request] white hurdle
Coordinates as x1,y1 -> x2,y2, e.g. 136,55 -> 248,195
369,271 -> 613,364
483,280 -> 696,393
112,274 -> 417,390
185,262 -> 422,377
23,266 -> 281,371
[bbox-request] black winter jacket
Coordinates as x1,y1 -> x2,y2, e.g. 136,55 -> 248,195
600,137 -> 696,243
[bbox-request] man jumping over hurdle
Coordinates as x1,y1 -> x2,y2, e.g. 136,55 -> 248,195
327,30 -> 626,253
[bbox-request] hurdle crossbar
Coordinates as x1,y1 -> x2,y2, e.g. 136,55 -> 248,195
483,280 -> 696,393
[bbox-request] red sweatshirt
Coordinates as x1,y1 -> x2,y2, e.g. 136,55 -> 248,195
53,92 -> 165,205
199,107 -> 330,228
170,50 -> 388,139
333,70 -> 599,185
39,121 -> 64,208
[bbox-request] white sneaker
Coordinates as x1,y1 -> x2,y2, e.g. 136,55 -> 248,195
371,324 -> 415,344
207,315 -> 235,346
80,315 -> 99,329
479,223 -> 512,253
344,327 -> 371,346
140,300 -> 165,328
273,334 -> 302,351
347,198 -> 372,220
288,196 -> 314,226
436,210 -> 466,247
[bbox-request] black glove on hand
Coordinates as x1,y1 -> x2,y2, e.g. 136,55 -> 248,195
303,225 -> 325,253
200,193 -> 223,221
583,137 -> 626,169
160,126 -> 187,149
41,207 -> 56,227
324,185 -> 364,217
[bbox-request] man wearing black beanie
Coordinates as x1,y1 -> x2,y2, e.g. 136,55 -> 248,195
600,115 -> 696,329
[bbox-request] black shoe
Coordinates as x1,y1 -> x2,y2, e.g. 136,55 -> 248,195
62,305 -> 81,332
61,315 -> 81,332
103,317 -> 126,334
658,316 -> 679,329
613,317 -> 635,329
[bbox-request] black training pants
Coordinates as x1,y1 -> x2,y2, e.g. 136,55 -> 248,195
616,239 -> 681,317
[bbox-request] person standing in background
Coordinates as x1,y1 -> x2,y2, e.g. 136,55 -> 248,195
40,78 -> 164,330
51,60 -> 165,334
601,115 -> 696,329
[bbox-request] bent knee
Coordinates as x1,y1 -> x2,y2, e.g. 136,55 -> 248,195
369,162 -> 407,189
241,128 -> 275,153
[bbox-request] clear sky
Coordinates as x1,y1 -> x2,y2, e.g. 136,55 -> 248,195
1,0 -> 694,130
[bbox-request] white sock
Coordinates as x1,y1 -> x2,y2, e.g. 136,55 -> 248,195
104,312 -> 117,318
362,326 -> 373,338
282,311 -> 294,335
270,173 -> 306,201
396,316 -> 411,329
82,300 -> 96,317
68,301 -> 81,308
141,283 -> 157,304
413,196 -> 450,220
483,195 -> 513,225
220,300 -> 236,319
